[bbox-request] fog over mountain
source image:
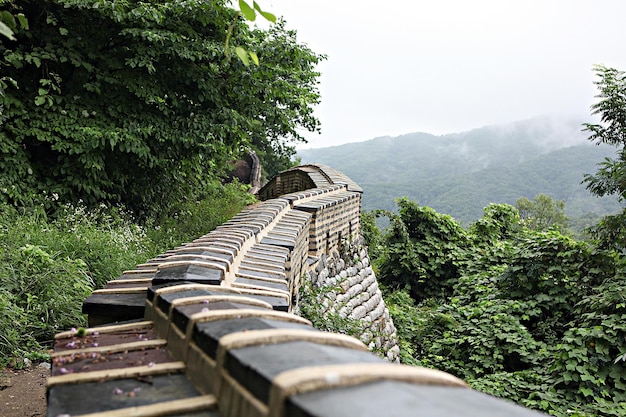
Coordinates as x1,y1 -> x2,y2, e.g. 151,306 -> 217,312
298,116 -> 621,224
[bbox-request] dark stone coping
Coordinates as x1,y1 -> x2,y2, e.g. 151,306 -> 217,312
226,212 -> 275,225
276,213 -> 311,224
211,223 -> 259,234
238,259 -> 286,272
260,236 -> 296,250
195,231 -> 247,242
237,267 -> 286,281
46,374 -> 214,417
280,185 -> 346,204
82,292 -> 146,322
180,243 -> 238,258
225,341 -> 382,404
208,223 -> 260,234
286,381 -> 544,417
193,317 -> 315,360
186,238 -> 242,252
152,264 -> 224,287
155,288 -> 268,318
294,192 -> 359,211
249,244 -> 290,257
149,283 -> 289,313
267,226 -> 299,237
172,301 -> 269,335
215,223 -> 263,237
167,249 -> 234,264
243,251 -> 287,264
233,277 -> 289,293
158,255 -> 230,271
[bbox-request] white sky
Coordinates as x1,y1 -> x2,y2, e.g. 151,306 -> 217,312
257,1 -> 626,149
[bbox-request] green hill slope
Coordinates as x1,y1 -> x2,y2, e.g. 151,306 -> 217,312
299,117 -> 621,224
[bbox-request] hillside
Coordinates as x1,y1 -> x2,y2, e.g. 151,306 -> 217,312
298,116 -> 621,224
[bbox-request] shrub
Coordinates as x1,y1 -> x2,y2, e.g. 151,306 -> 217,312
0,203 -> 146,364
0,182 -> 252,365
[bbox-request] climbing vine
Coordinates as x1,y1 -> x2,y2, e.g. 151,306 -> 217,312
369,199 -> 626,416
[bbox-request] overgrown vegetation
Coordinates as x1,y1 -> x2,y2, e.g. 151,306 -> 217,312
363,65 -> 626,416
2,4 -> 626,417
367,200 -> 625,416
0,0 -> 317,366
0,0 -> 322,216
0,182 -> 252,367
298,278 -> 366,339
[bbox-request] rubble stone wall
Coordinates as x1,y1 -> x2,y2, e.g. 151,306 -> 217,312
304,236 -> 400,362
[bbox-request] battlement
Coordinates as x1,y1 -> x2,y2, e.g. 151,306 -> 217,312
46,164 -> 544,417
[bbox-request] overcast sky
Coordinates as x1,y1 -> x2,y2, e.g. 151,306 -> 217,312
258,1 -> 626,149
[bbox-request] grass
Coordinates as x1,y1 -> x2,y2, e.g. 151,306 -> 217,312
0,181 -> 253,367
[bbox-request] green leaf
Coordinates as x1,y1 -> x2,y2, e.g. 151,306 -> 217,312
16,13 -> 28,30
258,10 -> 276,23
239,0 -> 256,21
0,11 -> 16,30
248,51 -> 259,66
235,46 -> 249,66
0,21 -> 15,41
253,2 -> 276,23
59,27 -> 69,36
34,96 -> 46,106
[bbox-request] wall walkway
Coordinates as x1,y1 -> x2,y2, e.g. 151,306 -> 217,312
46,164 -> 544,417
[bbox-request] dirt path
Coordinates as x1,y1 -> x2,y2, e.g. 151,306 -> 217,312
0,365 -> 48,417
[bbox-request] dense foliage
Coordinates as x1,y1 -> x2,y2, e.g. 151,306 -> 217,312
516,193 -> 569,232
583,65 -> 626,251
0,182 -> 252,367
361,66 -> 626,416
0,0 -> 323,215
367,198 -> 625,416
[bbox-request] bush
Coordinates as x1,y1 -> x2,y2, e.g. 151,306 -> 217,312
145,181 -> 255,253
370,199 -> 626,416
0,203 -> 146,364
0,182 -> 252,365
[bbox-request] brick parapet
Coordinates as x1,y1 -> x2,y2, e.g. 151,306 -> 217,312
49,163 -> 546,417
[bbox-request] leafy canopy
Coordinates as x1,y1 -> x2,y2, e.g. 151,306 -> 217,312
516,193 -> 569,232
0,0 -> 324,215
583,65 -> 626,250
368,199 -> 625,416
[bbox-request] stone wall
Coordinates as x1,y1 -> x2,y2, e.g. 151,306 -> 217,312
301,236 -> 400,362
46,163 -> 546,417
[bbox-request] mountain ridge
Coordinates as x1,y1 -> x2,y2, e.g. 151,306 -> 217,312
298,116 -> 620,224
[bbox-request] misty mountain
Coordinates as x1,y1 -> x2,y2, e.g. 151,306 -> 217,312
298,116 -> 621,224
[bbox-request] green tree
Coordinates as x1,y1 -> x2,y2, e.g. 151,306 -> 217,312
516,193 -> 569,232
0,1 -> 28,41
376,197 -> 469,301
368,199 -> 625,415
583,65 -> 626,250
0,0 -> 323,215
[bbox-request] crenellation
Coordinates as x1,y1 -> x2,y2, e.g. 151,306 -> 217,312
46,163 -> 546,417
